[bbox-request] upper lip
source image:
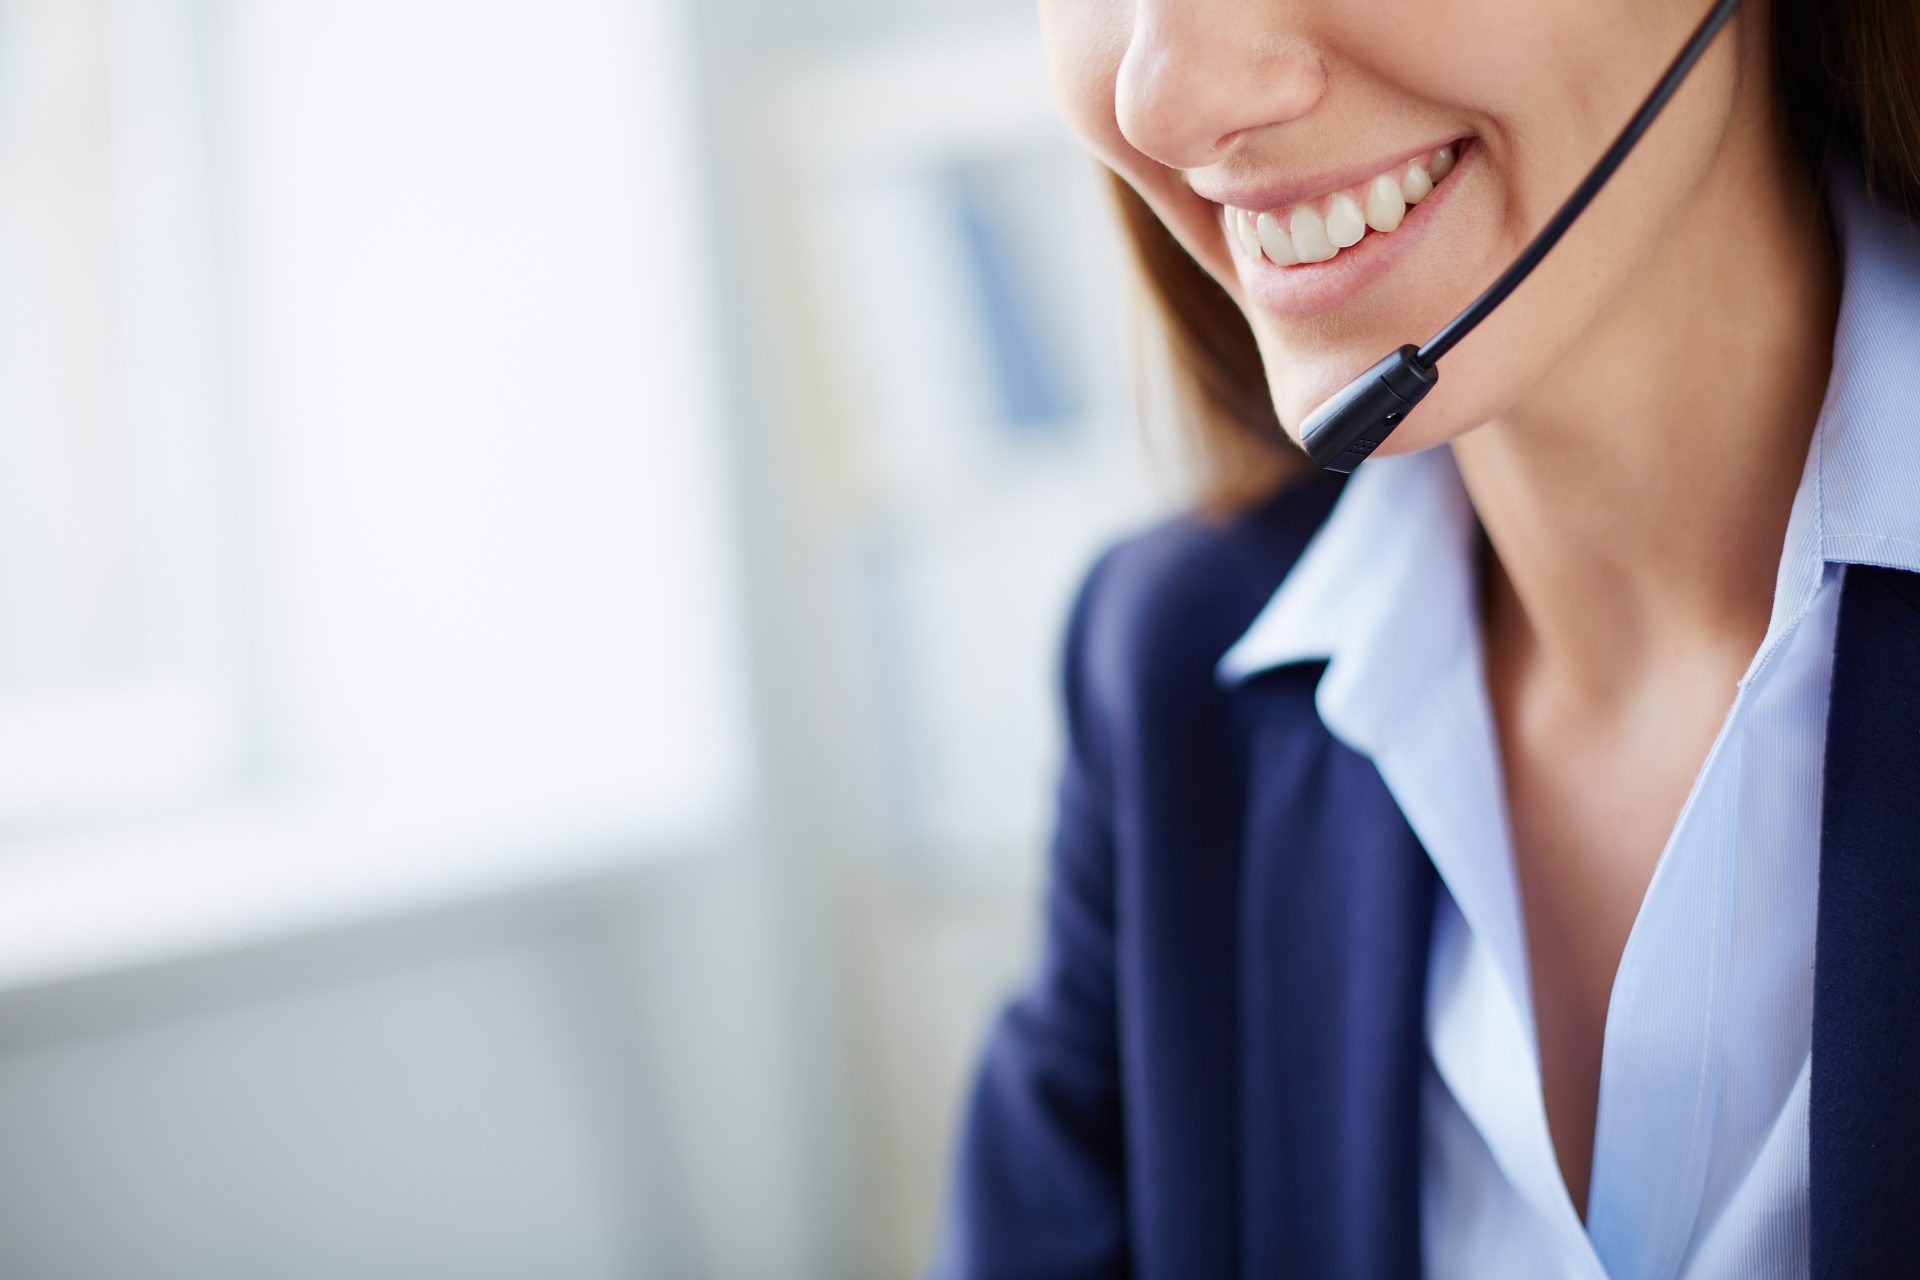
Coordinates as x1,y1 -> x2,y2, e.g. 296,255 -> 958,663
1189,135 -> 1469,214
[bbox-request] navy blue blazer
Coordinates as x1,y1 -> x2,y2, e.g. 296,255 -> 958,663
931,469 -> 1920,1278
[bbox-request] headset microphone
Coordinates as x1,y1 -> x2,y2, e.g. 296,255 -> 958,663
1299,0 -> 1744,472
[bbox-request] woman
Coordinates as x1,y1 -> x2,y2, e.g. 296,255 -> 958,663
932,0 -> 1920,1276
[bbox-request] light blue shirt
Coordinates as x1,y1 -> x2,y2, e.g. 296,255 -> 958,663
1213,156 -> 1920,1279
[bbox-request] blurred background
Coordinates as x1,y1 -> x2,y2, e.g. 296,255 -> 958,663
0,0 -> 1201,1275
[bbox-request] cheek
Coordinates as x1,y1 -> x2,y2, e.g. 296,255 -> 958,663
1040,0 -> 1211,269
1038,0 -> 1135,173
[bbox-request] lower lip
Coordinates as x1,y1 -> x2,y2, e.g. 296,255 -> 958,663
1234,137 -> 1477,319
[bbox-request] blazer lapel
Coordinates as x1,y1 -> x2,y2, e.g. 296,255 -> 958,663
1218,561 -> 1916,1277
1231,665 -> 1436,1277
1811,562 -> 1920,1276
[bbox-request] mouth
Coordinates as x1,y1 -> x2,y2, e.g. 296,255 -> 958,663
1220,135 -> 1477,316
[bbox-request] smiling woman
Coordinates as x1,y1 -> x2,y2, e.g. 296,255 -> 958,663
1101,0 -> 1920,514
930,0 -> 1920,1276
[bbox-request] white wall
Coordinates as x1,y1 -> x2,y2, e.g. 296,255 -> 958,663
0,853 -> 817,1280
0,911 -> 658,1280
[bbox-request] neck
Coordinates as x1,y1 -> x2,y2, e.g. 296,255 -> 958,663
1451,126 -> 1840,701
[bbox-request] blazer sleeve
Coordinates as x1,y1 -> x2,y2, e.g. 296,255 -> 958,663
927,543 -> 1131,1279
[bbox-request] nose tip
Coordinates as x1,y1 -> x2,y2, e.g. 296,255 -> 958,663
1115,24 -> 1326,170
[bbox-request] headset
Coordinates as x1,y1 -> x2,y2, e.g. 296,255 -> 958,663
1298,0 -> 1745,472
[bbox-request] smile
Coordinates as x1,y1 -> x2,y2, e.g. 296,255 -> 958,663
1225,141 -> 1462,268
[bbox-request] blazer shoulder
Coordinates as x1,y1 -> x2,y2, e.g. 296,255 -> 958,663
1074,469 -> 1344,719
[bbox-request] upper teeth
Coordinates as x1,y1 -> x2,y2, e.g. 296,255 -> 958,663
1229,143 -> 1457,268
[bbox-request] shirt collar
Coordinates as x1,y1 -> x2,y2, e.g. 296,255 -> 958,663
1215,152 -> 1920,727
1213,436 -> 1480,753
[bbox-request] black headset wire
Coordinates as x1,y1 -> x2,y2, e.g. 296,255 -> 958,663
1412,0 -> 1745,371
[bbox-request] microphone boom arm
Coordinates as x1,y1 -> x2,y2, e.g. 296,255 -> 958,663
1299,0 -> 1745,471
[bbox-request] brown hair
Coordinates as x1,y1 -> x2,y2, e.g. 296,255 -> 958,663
1106,0 -> 1920,517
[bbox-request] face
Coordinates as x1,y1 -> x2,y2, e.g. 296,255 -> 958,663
1040,0 -> 1755,457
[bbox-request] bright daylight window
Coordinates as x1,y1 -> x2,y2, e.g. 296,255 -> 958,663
0,0 -> 749,986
